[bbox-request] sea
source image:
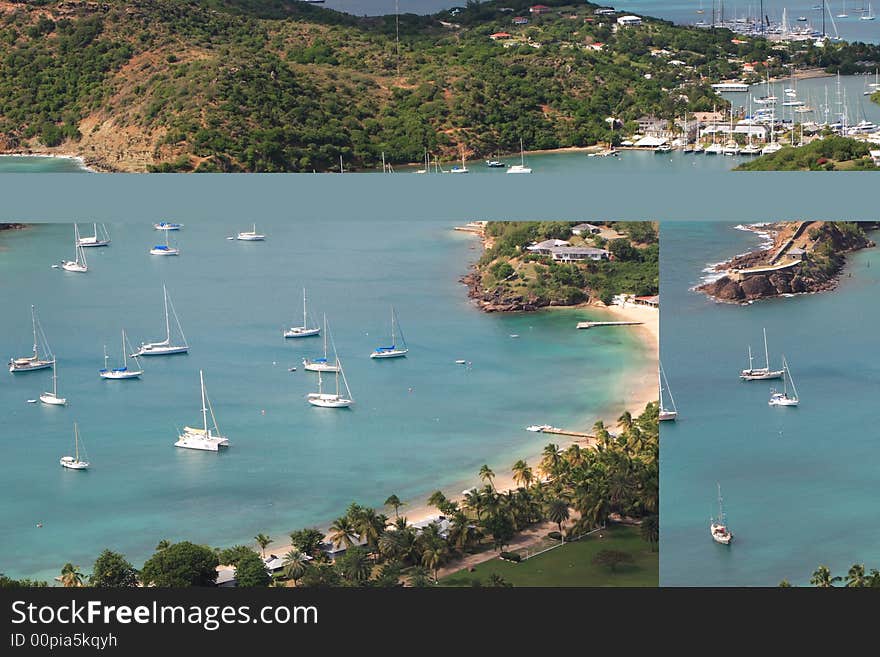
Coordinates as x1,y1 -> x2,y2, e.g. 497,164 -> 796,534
660,221 -> 880,586
0,220 -> 649,581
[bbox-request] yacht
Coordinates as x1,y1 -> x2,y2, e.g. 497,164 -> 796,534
150,230 -> 179,256
486,160 -> 506,168
710,483 -> 732,545
76,222 -> 111,247
40,360 -> 67,406
371,307 -> 408,359
235,224 -> 265,241
9,305 -> 55,373
740,329 -> 784,380
61,225 -> 89,272
507,138 -> 532,174
768,356 -> 800,406
303,314 -> 340,372
659,361 -> 678,421
60,423 -> 90,470
308,325 -> 353,408
283,288 -> 321,338
132,285 -> 189,356
99,330 -> 143,380
175,370 -> 229,451
154,222 -> 183,231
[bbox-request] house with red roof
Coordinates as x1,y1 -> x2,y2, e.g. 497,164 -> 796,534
530,4 -> 551,14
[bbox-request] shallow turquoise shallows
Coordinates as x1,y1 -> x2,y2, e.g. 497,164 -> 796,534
660,222 -> 880,586
0,221 -> 646,580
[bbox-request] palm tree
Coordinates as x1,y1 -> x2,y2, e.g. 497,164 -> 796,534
617,410 -> 633,431
538,443 -> 561,479
640,515 -> 659,551
463,488 -> 486,521
282,549 -> 308,586
479,464 -> 496,491
545,498 -> 570,535
809,565 -> 841,588
512,459 -> 533,489
60,563 -> 84,588
421,542 -> 449,583
352,508 -> 387,550
155,539 -> 171,551
845,563 -> 866,587
427,490 -> 448,513
384,494 -> 403,519
254,533 -> 272,558
328,516 -> 357,550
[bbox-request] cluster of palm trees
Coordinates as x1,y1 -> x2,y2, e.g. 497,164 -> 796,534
781,564 -> 880,587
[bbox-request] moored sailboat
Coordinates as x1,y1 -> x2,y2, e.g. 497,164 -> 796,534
99,330 -> 143,380
9,305 -> 55,373
308,326 -> 353,408
659,361 -> 678,421
40,360 -> 67,406
371,307 -> 408,359
60,423 -> 90,470
283,289 -> 321,338
61,225 -> 89,272
76,222 -> 111,247
150,230 -> 180,256
740,328 -> 783,380
132,285 -> 189,356
506,138 -> 533,174
236,224 -> 265,241
175,370 -> 229,451
768,355 -> 800,406
303,314 -> 340,372
710,483 -> 732,545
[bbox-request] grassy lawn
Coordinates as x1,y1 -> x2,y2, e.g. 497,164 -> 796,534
439,525 -> 657,587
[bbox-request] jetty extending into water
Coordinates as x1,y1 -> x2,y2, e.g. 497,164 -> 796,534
576,320 -> 643,329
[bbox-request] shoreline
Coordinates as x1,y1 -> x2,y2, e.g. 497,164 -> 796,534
0,151 -> 96,172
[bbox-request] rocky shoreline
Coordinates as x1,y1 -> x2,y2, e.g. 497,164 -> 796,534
697,222 -> 876,304
460,270 -> 551,313
0,223 -> 27,232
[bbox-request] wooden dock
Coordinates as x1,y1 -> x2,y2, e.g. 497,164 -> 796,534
576,321 -> 643,329
540,427 -> 595,440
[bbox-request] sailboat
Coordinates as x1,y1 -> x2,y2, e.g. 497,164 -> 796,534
61,225 -> 89,272
235,224 -> 265,241
449,150 -> 470,174
40,360 -> 67,406
371,307 -> 408,359
506,138 -> 533,174
303,314 -> 340,372
659,361 -> 678,421
308,328 -> 353,408
283,289 -> 321,338
740,328 -> 783,380
9,305 -> 55,372
99,330 -> 143,380
769,355 -> 800,406
132,285 -> 189,356
710,483 -> 732,545
175,370 -> 229,451
60,423 -> 90,470
838,0 -> 848,17
153,221 -> 183,231
76,222 -> 111,247
150,230 -> 179,256
860,3 -> 875,18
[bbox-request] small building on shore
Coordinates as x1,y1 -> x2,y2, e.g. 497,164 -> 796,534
633,295 -> 659,308
617,15 -> 643,27
549,246 -> 610,262
572,223 -> 601,236
527,238 -> 570,255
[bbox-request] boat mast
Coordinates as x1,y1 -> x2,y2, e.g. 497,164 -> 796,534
121,330 -> 127,368
200,370 -> 208,434
52,361 -> 58,396
323,313 -> 329,359
303,288 -> 308,329
74,423 -> 80,461
103,345 -> 109,370
763,328 -> 771,370
390,306 -> 396,345
163,285 -> 171,343
717,483 -> 725,524
31,305 -> 39,358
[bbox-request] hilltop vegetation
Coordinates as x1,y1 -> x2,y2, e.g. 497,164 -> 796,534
2,0 -> 877,171
735,136 -> 877,171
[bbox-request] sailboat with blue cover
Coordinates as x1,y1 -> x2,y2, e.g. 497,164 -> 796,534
371,307 -> 408,359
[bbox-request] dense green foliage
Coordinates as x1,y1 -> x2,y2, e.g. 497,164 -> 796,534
232,550 -> 271,587
139,541 -> 219,587
0,573 -> 49,588
89,549 -> 139,588
735,136 -> 875,171
781,563 -> 880,587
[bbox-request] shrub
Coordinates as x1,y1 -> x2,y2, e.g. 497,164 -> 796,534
499,551 -> 521,563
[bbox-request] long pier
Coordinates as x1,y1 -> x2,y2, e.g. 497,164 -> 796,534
576,321 -> 643,329
542,427 -> 594,439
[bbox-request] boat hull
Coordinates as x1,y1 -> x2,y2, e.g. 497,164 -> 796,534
9,359 -> 53,373
284,327 -> 320,339
370,348 -> 408,359
60,457 -> 89,470
77,239 -> 110,248
740,370 -> 783,381
40,393 -> 67,406
99,369 -> 143,380
659,410 -> 678,421
150,248 -> 179,256
710,524 -> 732,544
61,261 -> 88,272
303,359 -> 340,372
236,235 -> 265,241
308,396 -> 353,408
175,433 -> 229,451
133,344 -> 188,356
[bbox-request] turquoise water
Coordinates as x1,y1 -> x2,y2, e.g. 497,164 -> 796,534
0,221 -> 647,581
660,222 -> 880,586
0,156 -> 89,173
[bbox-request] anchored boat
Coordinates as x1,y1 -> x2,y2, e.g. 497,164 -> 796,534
9,305 -> 55,373
60,423 -> 90,470
99,330 -> 143,380
740,328 -> 784,380
371,307 -> 408,359
132,285 -> 189,356
175,370 -> 229,451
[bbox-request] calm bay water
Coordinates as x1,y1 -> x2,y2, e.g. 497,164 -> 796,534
0,156 -> 88,173
660,222 -> 880,586
0,221 -> 647,580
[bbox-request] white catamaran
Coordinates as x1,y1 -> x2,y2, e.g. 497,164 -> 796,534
76,222 -> 111,248
99,330 -> 143,380
303,314 -> 340,372
283,289 -> 321,338
659,361 -> 678,421
769,355 -> 800,407
61,225 -> 89,272
710,483 -> 732,545
132,285 -> 189,356
308,326 -> 353,408
60,423 -> 90,470
9,305 -> 55,373
371,307 -> 408,359
740,328 -> 783,380
40,360 -> 67,406
175,370 -> 229,451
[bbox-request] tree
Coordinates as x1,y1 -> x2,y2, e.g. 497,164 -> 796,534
60,563 -> 84,588
420,542 -> 449,582
254,533 -> 272,558
486,573 -> 512,588
512,459 -> 534,489
155,539 -> 171,551
479,464 -> 496,491
140,541 -> 219,587
234,550 -> 270,587
592,550 -> 635,573
289,528 -> 325,558
845,564 -> 866,588
299,563 -> 342,588
337,546 -> 372,584
809,565 -> 841,588
328,516 -> 357,550
90,550 -> 138,588
282,549 -> 308,586
218,545 -> 258,567
539,443 -> 561,479
384,494 -> 403,519
546,498 -> 570,535
407,566 -> 432,588
640,515 -> 659,552
484,513 -> 515,552
778,579 -> 793,587
427,490 -> 448,513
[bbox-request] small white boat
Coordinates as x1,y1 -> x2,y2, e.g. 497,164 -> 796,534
235,224 -> 265,241
739,144 -> 762,155
61,225 -> 89,272
303,314 -> 340,372
371,307 -> 408,359
721,140 -> 740,156
455,359 -> 467,364
768,355 -> 799,406
154,222 -> 183,231
284,288 -> 321,338
99,330 -> 143,380
132,285 -> 189,356
740,329 -> 784,381
76,222 -> 111,247
654,144 -> 672,153
150,230 -> 179,256
9,305 -> 55,373
40,360 -> 67,406
710,483 -> 732,545
60,423 -> 90,470
659,361 -> 678,421
308,326 -> 353,408
507,138 -> 533,174
761,142 -> 782,155
449,152 -> 469,174
486,160 -> 506,168
526,424 -> 551,432
175,370 -> 229,451
704,142 -> 723,155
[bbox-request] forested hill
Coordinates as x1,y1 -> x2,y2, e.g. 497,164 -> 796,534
0,0 -> 877,171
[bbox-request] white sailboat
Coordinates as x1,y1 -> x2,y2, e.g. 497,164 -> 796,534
132,285 -> 189,356
61,225 -> 89,272
76,222 -> 111,247
9,305 -> 55,372
99,330 -> 143,380
303,314 -> 340,372
769,355 -> 800,406
236,224 -> 265,241
153,221 -> 183,231
371,307 -> 408,359
175,370 -> 229,451
506,138 -> 533,174
283,289 -> 321,338
740,328 -> 783,380
710,483 -> 732,545
40,360 -> 67,406
860,3 -> 875,18
838,0 -> 848,16
150,230 -> 180,256
308,326 -> 353,408
449,151 -> 470,174
60,423 -> 90,470
659,361 -> 678,421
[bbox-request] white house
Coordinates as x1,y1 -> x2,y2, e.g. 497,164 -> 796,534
527,238 -> 570,254
549,247 -> 610,262
572,223 -> 601,236
617,15 -> 642,27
